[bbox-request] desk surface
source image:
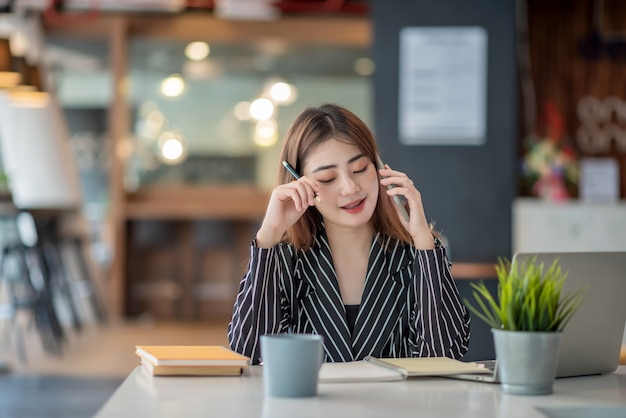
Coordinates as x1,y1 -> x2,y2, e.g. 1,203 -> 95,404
95,365 -> 626,418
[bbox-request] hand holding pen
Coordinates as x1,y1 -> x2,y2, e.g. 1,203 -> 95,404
282,161 -> 320,202
255,161 -> 319,248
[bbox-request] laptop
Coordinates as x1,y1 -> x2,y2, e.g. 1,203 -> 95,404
451,252 -> 626,383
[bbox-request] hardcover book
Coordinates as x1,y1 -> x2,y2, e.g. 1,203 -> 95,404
140,359 -> 244,377
135,345 -> 250,367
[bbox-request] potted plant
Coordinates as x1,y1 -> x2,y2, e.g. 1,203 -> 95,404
465,256 -> 585,395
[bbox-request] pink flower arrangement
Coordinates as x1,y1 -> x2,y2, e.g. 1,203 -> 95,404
521,102 -> 579,201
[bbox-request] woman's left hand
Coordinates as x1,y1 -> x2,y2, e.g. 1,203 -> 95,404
379,165 -> 435,249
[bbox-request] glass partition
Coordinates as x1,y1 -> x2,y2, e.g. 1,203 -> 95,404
46,36 -> 372,195
126,39 -> 373,191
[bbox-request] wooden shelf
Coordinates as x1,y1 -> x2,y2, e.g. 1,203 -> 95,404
124,185 -> 269,220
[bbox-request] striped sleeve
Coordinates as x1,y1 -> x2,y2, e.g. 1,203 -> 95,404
227,241 -> 290,364
410,245 -> 471,359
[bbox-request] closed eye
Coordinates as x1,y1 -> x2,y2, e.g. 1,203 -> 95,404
318,165 -> 367,183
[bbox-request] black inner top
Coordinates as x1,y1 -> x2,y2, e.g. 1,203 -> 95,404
344,304 -> 360,335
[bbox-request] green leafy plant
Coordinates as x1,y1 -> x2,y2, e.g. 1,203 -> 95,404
465,257 -> 585,332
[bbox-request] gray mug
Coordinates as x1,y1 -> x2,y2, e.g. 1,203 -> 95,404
260,333 -> 325,398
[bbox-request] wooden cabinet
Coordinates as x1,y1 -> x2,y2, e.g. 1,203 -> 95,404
125,218 -> 259,321
122,186 -> 267,320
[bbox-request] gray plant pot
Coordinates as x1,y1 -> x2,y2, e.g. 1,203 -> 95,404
492,329 -> 562,395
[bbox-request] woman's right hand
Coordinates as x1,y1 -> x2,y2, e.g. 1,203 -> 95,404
255,177 -> 319,248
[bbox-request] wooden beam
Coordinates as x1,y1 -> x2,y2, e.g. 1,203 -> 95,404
129,14 -> 370,46
45,13 -> 371,47
42,13 -> 122,39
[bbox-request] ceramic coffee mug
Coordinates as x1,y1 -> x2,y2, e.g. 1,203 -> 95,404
260,333 -> 325,398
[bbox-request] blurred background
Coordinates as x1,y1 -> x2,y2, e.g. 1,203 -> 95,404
0,0 -> 625,415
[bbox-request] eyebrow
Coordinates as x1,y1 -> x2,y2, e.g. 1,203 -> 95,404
311,153 -> 366,173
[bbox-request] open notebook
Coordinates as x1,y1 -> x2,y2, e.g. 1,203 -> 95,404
449,252 -> 626,383
319,356 -> 491,383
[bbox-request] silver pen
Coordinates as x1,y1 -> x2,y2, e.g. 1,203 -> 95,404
282,160 -> 301,180
282,160 -> 320,202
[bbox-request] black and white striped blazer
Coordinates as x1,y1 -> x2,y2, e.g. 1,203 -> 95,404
227,228 -> 470,364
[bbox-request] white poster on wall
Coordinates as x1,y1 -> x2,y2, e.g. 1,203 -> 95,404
579,158 -> 620,202
398,26 -> 488,146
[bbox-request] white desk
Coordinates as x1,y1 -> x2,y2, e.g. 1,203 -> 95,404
95,366 -> 626,418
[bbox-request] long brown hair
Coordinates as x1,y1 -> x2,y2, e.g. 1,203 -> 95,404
278,104 -> 412,250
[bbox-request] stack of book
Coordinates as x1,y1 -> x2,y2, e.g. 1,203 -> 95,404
135,345 -> 251,376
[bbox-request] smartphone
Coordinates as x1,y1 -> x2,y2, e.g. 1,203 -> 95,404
376,155 -> 410,222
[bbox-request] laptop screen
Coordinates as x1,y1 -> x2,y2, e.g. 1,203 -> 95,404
512,252 -> 626,377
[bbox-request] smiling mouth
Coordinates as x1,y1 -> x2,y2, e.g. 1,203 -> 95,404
341,198 -> 365,210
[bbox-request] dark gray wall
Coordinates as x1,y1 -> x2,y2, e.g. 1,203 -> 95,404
371,0 -> 517,263
370,0 -> 517,361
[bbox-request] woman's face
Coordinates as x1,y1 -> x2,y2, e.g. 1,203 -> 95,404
302,139 -> 379,230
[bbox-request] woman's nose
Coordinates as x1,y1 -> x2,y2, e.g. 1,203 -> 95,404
339,174 -> 359,195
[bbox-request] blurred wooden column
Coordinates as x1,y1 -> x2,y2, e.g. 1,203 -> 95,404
0,38 -> 14,71
108,17 -> 129,318
0,38 -> 21,87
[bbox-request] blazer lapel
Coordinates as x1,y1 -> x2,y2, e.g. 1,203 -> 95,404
352,235 -> 413,360
298,232 -> 355,362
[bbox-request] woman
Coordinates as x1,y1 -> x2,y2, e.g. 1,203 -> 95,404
228,104 -> 470,364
